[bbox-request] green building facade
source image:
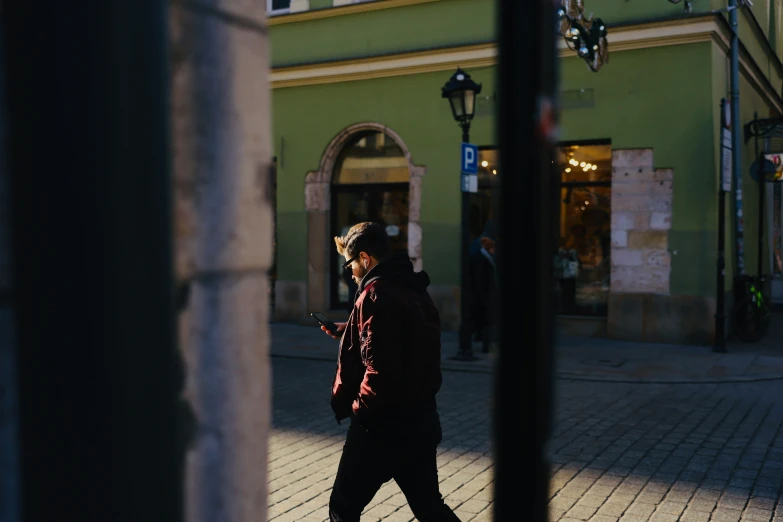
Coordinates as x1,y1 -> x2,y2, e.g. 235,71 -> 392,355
268,0 -> 783,345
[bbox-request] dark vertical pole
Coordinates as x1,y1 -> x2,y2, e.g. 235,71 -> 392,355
2,3 -> 180,522
730,0 -> 744,277
715,100 -> 727,353
759,177 -> 765,275
458,124 -> 476,360
495,0 -> 556,521
755,121 -> 765,277
270,156 -> 279,321
0,26 -> 21,522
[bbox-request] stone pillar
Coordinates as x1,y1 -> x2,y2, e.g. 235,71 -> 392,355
409,165 -> 425,272
609,149 -> 677,341
610,150 -> 673,295
169,3 -> 273,522
305,171 -> 330,315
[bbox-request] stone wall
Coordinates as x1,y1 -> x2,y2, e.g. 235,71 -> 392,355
607,149 -> 715,345
610,149 -> 673,295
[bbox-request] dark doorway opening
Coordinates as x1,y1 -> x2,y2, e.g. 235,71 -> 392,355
330,184 -> 409,309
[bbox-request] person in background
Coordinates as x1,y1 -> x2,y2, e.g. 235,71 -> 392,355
469,220 -> 497,348
475,236 -> 497,353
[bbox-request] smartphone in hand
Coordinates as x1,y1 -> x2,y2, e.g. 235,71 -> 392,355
311,312 -> 339,335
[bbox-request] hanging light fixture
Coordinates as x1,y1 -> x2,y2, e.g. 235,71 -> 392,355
556,0 -> 609,72
667,0 -> 693,13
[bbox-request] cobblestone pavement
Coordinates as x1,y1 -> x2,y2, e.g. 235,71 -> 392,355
267,357 -> 783,522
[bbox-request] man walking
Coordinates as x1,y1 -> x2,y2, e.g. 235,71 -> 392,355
322,222 -> 462,522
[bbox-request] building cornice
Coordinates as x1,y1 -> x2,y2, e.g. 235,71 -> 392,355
268,0 -> 440,26
272,42 -> 496,88
710,15 -> 783,114
270,13 -> 783,113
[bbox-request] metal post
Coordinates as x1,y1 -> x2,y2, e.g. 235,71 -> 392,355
715,101 -> 727,353
2,2 -> 180,521
457,124 -> 477,361
756,118 -> 765,277
494,0 -> 556,520
270,156 -> 279,321
759,176 -> 765,273
716,193 -> 727,352
730,0 -> 744,277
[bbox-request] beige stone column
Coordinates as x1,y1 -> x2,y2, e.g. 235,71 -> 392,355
169,2 -> 273,521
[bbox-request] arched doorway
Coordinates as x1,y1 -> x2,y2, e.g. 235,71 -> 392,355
331,131 -> 410,308
304,123 -> 426,316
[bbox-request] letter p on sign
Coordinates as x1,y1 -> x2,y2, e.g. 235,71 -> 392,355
461,143 -> 478,175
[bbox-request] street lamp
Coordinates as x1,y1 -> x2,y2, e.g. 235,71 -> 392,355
442,68 -> 482,361
442,68 -> 482,142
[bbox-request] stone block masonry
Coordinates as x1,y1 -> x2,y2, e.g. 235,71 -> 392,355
610,149 -> 673,296
606,150 -> 715,344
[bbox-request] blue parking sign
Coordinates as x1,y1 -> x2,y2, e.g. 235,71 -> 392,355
461,143 -> 478,175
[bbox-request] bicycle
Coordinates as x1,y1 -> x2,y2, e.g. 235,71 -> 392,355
733,274 -> 771,342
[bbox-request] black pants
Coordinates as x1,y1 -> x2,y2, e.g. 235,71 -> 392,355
559,278 -> 577,314
329,419 -> 461,522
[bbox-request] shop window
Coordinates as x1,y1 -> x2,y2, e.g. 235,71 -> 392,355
472,148 -> 499,239
555,142 -> 612,316
331,132 -> 410,308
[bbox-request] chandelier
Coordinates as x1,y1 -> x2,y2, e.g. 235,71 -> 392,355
667,0 -> 693,12
557,0 -> 608,72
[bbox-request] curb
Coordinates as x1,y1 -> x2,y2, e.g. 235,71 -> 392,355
270,353 -> 783,384
555,371 -> 783,385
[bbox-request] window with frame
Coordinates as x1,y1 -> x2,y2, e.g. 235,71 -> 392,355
267,0 -> 291,15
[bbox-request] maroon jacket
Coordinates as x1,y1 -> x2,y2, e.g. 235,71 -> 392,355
331,254 -> 443,426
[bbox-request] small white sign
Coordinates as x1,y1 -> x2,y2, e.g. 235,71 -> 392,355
461,174 -> 478,193
721,127 -> 732,192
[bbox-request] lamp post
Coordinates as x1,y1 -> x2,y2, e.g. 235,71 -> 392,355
442,68 -> 482,361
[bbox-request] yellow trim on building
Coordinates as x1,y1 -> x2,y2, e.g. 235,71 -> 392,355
268,0 -> 440,26
270,14 -> 783,113
272,43 -> 496,89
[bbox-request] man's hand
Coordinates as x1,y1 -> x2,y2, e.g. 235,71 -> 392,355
322,322 -> 347,340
